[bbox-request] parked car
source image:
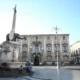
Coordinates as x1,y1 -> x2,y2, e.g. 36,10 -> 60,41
0,62 -> 11,71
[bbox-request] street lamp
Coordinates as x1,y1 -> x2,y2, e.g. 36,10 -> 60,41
53,26 -> 60,68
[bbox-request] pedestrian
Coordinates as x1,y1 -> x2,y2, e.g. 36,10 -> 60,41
26,64 -> 32,73
19,65 -> 23,73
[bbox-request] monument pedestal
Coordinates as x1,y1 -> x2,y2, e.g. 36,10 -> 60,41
10,41 -> 20,62
0,41 -> 26,68
8,62 -> 26,68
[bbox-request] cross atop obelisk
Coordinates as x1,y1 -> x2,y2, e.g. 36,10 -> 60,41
9,5 -> 17,41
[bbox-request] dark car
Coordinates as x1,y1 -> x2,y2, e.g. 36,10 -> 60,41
0,62 -> 11,71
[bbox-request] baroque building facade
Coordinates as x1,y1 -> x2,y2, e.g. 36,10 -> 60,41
70,41 -> 80,64
18,34 -> 70,65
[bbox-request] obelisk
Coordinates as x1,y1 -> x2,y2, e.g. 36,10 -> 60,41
9,5 -> 17,41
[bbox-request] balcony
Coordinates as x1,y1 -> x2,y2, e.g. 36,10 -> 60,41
32,41 -> 41,45
31,49 -> 43,53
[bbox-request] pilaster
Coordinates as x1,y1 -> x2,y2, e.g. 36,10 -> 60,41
52,39 -> 54,61
27,37 -> 31,62
43,36 -> 46,62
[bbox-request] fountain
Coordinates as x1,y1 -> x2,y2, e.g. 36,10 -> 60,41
0,5 -> 26,68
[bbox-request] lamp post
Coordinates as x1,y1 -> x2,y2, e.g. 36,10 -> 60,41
53,26 -> 60,68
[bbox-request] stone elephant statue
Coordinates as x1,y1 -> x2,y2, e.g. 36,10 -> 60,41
6,33 -> 26,41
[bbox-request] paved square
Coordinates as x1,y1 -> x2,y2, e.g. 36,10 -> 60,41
0,67 -> 80,80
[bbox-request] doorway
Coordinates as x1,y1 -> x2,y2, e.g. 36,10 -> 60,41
34,55 -> 39,65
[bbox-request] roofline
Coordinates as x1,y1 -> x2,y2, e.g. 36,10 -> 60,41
21,34 -> 69,36
70,41 -> 80,47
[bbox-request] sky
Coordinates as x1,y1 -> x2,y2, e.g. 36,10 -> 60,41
0,0 -> 79,45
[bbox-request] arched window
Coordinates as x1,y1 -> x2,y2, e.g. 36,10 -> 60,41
62,43 -> 68,52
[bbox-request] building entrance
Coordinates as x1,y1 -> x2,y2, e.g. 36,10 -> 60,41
34,55 -> 39,65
